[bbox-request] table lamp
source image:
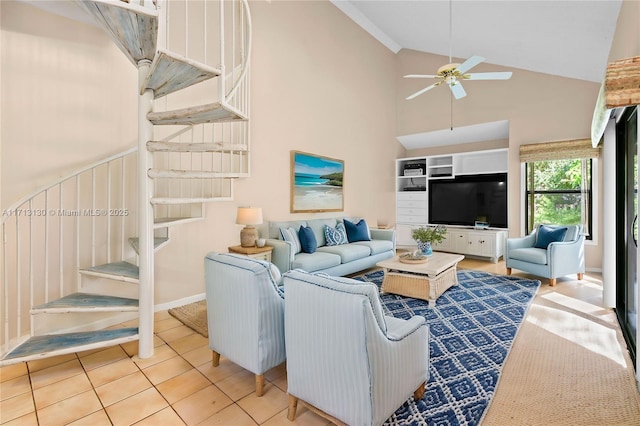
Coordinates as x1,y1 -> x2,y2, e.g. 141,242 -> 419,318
236,207 -> 263,247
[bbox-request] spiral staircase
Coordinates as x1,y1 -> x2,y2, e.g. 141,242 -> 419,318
0,0 -> 251,365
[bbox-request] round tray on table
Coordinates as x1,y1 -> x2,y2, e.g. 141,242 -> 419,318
399,254 -> 428,264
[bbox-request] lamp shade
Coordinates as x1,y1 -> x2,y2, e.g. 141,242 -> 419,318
236,207 -> 263,225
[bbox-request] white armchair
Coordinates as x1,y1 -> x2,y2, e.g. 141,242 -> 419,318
283,269 -> 429,425
506,224 -> 585,286
204,252 -> 285,396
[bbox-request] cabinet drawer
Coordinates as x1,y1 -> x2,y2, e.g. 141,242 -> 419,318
396,192 -> 427,201
397,208 -> 426,217
397,199 -> 427,209
397,214 -> 426,224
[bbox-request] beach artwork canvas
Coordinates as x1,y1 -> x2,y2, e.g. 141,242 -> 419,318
291,151 -> 344,213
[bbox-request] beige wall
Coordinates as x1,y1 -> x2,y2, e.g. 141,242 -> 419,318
1,0 -> 400,305
3,0 -> 637,304
1,1 -> 137,208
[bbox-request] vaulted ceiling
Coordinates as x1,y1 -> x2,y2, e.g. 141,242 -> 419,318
332,0 -> 623,83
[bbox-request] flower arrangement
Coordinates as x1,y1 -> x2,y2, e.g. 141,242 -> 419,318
411,225 -> 447,244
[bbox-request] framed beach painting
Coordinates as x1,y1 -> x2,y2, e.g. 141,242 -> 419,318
290,151 -> 344,213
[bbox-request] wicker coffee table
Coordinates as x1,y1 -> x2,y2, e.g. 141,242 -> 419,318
376,252 -> 464,306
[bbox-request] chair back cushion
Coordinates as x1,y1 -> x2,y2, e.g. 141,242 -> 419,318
283,269 -> 387,422
204,253 -> 285,373
534,224 -> 582,248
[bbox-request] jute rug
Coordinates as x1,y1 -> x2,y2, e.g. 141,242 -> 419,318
168,300 -> 208,337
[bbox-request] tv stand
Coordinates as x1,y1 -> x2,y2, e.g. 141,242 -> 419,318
395,148 -> 508,263
432,227 -> 508,263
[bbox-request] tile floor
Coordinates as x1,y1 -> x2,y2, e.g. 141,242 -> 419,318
0,259 -> 607,425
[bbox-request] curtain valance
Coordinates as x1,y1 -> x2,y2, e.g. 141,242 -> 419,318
519,139 -> 600,163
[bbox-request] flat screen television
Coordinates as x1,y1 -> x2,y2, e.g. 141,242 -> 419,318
428,173 -> 507,228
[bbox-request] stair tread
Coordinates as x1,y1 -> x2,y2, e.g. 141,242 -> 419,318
80,261 -> 139,280
146,141 -> 248,152
144,50 -> 221,99
32,293 -> 138,311
148,102 -> 247,126
76,0 -> 157,66
151,196 -> 234,205
2,328 -> 138,363
153,217 -> 204,229
129,237 -> 169,254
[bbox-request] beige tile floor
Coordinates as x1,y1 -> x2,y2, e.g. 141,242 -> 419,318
0,259 -> 607,425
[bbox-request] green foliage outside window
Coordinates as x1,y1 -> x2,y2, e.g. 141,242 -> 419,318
526,159 -> 591,237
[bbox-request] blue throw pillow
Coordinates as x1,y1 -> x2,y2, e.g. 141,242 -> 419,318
324,223 -> 348,246
344,219 -> 371,243
298,225 -> 317,253
534,225 -> 568,249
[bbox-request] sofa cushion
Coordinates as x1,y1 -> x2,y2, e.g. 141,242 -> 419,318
352,239 -> 394,255
280,227 -> 302,254
304,218 -> 338,247
292,252 -> 341,272
534,225 -> 568,249
344,219 -> 371,242
324,223 -> 348,246
317,243 -> 371,263
298,225 -> 317,254
509,247 -> 548,265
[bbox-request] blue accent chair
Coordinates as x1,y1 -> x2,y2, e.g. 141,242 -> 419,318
204,252 -> 285,396
506,224 -> 585,286
283,269 -> 429,425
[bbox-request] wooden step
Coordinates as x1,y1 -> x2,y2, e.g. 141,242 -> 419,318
31,293 -> 138,314
1,328 -> 138,366
143,50 -> 221,98
147,102 -> 247,125
146,141 -> 248,152
79,261 -> 139,283
128,237 -> 169,254
148,169 -> 247,179
151,196 -> 234,205
75,0 -> 157,66
153,217 -> 203,228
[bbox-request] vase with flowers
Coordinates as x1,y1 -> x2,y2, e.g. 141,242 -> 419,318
411,225 -> 447,256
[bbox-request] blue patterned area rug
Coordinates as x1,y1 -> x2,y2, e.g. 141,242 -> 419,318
353,269 -> 541,426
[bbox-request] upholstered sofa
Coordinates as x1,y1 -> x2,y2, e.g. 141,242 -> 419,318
266,217 -> 395,276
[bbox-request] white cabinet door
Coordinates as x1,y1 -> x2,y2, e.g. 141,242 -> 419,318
396,224 -> 417,247
449,231 -> 469,254
467,232 -> 495,258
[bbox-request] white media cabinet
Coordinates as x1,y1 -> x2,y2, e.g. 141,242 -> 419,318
395,148 -> 508,262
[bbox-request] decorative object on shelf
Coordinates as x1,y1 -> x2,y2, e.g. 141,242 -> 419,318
291,151 -> 344,213
256,238 -> 266,248
412,225 -> 447,256
399,251 -> 428,264
236,207 -> 263,247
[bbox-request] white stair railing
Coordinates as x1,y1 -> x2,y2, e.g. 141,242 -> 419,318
1,148 -> 138,355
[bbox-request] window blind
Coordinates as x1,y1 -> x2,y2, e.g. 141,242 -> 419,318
605,56 -> 640,109
519,139 -> 600,163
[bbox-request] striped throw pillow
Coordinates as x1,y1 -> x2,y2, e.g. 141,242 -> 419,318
280,227 -> 302,254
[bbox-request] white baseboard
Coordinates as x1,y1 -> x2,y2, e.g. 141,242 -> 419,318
155,293 -> 206,312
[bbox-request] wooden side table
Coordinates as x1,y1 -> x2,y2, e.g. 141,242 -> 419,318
228,245 -> 273,262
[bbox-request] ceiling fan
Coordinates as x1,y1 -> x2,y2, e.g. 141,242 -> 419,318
404,0 -> 512,101
404,56 -> 513,100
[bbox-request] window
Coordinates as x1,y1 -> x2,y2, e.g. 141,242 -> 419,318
525,158 -> 592,239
